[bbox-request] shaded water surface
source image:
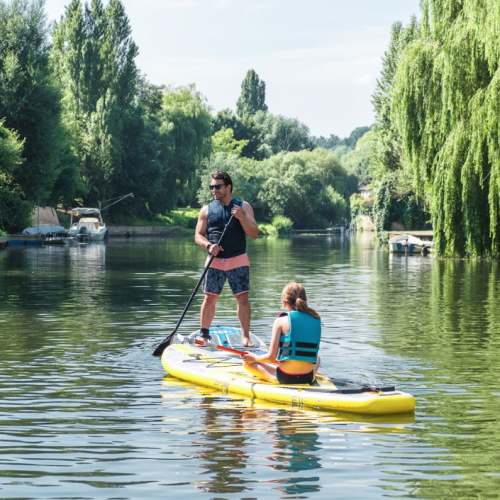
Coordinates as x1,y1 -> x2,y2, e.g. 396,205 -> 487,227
1,234 -> 499,499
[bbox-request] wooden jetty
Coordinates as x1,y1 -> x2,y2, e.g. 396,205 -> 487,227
8,235 -> 45,247
388,230 -> 434,242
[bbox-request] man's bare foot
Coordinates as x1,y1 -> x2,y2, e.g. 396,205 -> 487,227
242,337 -> 255,347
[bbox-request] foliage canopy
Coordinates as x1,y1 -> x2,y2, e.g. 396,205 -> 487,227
391,0 -> 500,257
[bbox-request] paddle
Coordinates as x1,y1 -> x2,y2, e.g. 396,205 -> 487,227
152,214 -> 235,357
194,338 -> 279,364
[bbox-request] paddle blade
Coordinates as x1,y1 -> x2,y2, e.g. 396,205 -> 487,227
152,331 -> 175,357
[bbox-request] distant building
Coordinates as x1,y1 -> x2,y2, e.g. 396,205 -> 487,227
358,182 -> 374,199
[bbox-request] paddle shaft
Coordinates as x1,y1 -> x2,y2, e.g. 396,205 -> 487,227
152,214 -> 235,356
194,339 -> 279,364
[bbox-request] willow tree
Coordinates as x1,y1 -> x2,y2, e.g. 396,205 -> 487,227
392,0 -> 500,257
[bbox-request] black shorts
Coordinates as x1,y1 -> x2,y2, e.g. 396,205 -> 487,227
276,367 -> 315,385
203,266 -> 250,296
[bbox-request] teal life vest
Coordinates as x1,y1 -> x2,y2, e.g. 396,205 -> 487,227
207,198 -> 246,259
277,311 -> 321,363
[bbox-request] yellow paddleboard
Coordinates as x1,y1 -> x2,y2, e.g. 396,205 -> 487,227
161,327 -> 415,415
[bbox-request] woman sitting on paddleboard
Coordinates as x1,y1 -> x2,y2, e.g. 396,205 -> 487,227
242,282 -> 321,384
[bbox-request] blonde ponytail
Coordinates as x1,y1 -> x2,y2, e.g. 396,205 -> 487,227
281,282 -> 320,320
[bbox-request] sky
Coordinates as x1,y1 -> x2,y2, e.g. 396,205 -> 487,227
43,0 -> 421,138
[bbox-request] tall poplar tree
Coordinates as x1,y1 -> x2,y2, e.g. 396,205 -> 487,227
370,15 -> 425,234
51,0 -> 139,205
236,69 -> 268,117
372,17 -> 420,176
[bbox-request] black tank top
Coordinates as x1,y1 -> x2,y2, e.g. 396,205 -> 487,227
207,198 -> 246,258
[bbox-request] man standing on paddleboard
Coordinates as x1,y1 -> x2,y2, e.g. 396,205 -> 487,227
195,171 -> 259,347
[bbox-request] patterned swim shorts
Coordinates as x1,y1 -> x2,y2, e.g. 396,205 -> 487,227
203,266 -> 250,296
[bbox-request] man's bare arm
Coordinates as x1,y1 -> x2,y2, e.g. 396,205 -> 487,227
232,202 -> 259,240
194,206 -> 210,249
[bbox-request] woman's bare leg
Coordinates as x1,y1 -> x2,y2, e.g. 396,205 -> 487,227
313,356 -> 321,377
243,362 -> 277,383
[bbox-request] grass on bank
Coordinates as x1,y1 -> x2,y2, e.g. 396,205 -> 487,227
127,209 -> 293,235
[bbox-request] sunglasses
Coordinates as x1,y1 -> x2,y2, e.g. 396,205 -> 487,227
209,184 -> 224,191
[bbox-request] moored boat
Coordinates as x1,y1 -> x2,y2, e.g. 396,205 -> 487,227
20,225 -> 67,245
161,327 -> 416,415
389,233 -> 432,255
67,208 -> 108,242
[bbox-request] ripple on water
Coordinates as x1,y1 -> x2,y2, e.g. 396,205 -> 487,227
1,237 -> 500,498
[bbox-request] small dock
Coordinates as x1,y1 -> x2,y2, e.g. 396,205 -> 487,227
388,230 -> 434,242
8,235 -> 45,247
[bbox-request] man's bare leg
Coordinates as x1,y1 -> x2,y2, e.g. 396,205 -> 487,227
235,292 -> 254,347
201,293 -> 218,334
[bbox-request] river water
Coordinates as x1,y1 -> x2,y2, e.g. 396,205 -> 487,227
1,234 -> 499,499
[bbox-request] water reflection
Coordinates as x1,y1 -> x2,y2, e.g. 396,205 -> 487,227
375,251 -> 500,497
193,402 -> 323,496
162,376 -> 416,497
1,235 -> 500,498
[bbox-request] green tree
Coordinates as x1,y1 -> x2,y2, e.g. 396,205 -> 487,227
0,0 -> 70,204
0,120 -> 33,232
253,111 -> 313,157
160,85 -> 213,206
197,152 -> 262,208
370,14 -> 425,235
392,0 -> 500,257
213,109 -> 265,160
211,127 -> 248,155
312,127 -> 372,151
258,149 -> 349,228
341,130 -> 376,181
236,69 -> 268,117
343,126 -> 372,148
372,170 -> 428,233
51,0 -> 139,205
112,80 -> 173,218
0,120 -> 23,184
313,134 -> 342,150
372,16 -> 419,177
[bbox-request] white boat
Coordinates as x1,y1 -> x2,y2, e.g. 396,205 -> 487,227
389,234 -> 432,255
67,208 -> 108,242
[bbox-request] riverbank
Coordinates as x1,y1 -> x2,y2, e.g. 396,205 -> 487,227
107,225 -> 183,237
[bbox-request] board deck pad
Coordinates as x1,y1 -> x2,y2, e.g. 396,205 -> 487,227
188,326 -> 265,350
